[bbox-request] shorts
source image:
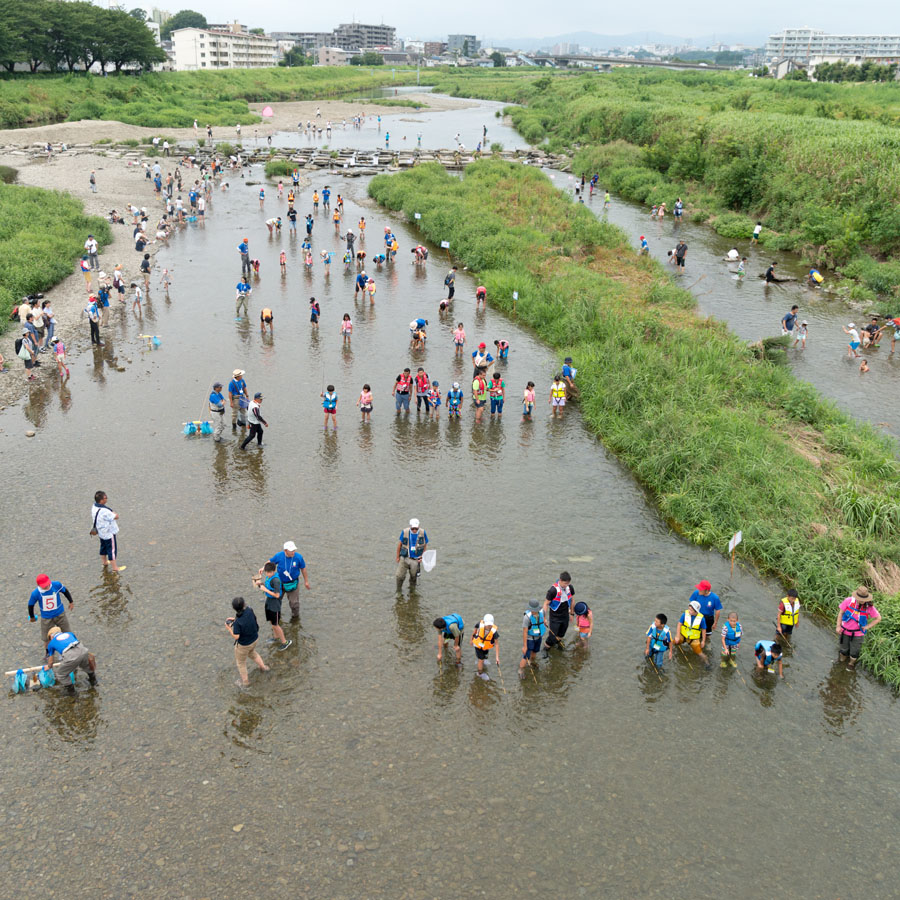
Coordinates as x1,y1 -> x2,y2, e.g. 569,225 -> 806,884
676,257 -> 685,267
552,397 -> 566,407
474,647 -> 489,660
578,630 -> 590,639
523,638 -> 542,659
473,399 -> 485,408
117,285 -> 125,295
265,607 -> 282,626
24,358 -> 34,370
261,316 -> 272,324
850,341 -> 860,350
99,535 -> 117,560
704,614 -> 716,633
779,623 -> 794,635
490,397 -> 504,414
310,313 -> 319,323
360,405 -> 372,413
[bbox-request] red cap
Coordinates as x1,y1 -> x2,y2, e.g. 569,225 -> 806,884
36,574 -> 51,588
696,580 -> 712,591
478,342 -> 486,348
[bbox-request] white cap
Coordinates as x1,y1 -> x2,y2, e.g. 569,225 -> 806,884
483,614 -> 495,626
283,541 -> 297,552
409,518 -> 420,529
848,323 -> 855,328
689,600 -> 701,613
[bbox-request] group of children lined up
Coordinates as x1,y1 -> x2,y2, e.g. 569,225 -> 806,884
644,581 -> 802,678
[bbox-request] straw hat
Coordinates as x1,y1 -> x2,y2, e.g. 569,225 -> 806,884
853,586 -> 872,604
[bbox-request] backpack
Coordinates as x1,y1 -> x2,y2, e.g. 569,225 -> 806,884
444,274 -> 452,286
14,337 -> 23,355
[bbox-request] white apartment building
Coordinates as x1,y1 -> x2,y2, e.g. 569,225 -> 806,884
766,28 -> 900,63
172,24 -> 277,71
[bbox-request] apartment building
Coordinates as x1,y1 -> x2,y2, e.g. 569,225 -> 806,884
447,34 -> 480,55
172,24 -> 277,70
766,28 -> 900,63
333,22 -> 396,50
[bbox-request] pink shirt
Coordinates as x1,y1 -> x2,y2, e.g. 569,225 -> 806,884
453,328 -> 466,344
838,597 -> 879,633
341,320 -> 352,333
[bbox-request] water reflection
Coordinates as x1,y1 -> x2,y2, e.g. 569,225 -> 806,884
818,660 -> 863,736
89,573 -> 134,624
40,685 -> 103,743
393,594 -> 426,650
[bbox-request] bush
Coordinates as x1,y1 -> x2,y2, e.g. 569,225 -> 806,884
265,159 -> 294,178
712,212 -> 755,240
0,182 -> 110,330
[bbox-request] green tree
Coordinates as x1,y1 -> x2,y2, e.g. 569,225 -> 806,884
279,45 -> 312,67
249,27 -> 264,35
128,7 -> 147,21
160,9 -> 207,39
350,51 -> 384,66
490,51 -> 506,68
104,10 -> 166,71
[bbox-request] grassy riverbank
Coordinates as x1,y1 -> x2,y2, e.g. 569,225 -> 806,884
370,160 -> 900,685
0,68 -> 416,130
0,182 -> 110,329
422,69 -> 900,307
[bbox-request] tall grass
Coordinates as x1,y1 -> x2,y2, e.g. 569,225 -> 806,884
370,161 -> 900,686
0,182 -> 110,329
419,68 -> 900,303
0,68 -> 418,129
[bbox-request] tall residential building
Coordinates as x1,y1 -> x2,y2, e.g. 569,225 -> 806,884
270,31 -> 332,53
333,22 -> 396,50
447,34 -> 480,55
766,28 -> 900,62
171,26 -> 277,70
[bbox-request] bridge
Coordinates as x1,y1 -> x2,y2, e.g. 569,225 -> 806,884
524,53 -> 732,72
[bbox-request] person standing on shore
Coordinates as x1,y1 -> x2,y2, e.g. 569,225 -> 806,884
84,234 -> 99,270
225,597 -> 269,687
28,574 -> 74,645
836,586 -> 881,668
91,490 -> 124,573
543,572 -> 574,651
396,518 -> 428,590
89,170 -> 97,193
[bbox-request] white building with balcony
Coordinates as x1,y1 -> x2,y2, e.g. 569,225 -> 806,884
172,25 -> 277,70
766,28 -> 900,64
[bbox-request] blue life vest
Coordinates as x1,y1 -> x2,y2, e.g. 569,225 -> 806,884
441,614 -> 464,636
724,622 -> 742,647
649,626 -> 670,652
527,610 -> 546,639
841,602 -> 869,634
448,390 -> 463,408
323,391 -> 337,411
265,574 -> 283,599
755,640 -> 779,665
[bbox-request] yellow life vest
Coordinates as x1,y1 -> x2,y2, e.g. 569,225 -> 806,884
261,308 -> 273,319
680,610 -> 704,641
551,381 -> 566,399
779,598 -> 799,626
472,622 -> 497,650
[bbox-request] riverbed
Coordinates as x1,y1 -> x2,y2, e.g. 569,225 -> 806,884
1,98 -> 898,899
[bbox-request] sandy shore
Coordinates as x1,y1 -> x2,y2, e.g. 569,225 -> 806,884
0,94 -> 470,148
0,150 -> 166,409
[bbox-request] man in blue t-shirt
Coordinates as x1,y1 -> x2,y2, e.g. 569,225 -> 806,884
355,270 -> 368,296
228,368 -> 247,431
237,238 -> 250,276
45,626 -> 96,685
28,573 -> 74,643
261,541 -> 310,619
688,580 -> 722,634
209,381 -> 225,442
235,277 -> 252,318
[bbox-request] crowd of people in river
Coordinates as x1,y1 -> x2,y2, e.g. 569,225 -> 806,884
4,134 -> 888,694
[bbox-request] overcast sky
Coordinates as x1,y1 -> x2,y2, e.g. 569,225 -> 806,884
149,3 -> 897,42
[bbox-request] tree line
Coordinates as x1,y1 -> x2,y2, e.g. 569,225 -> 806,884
813,60 -> 898,83
0,0 -> 166,74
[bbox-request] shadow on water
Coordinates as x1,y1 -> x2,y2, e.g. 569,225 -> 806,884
40,686 -> 103,744
818,659 -> 863,736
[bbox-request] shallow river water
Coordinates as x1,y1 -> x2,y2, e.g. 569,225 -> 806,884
1,100 -> 898,899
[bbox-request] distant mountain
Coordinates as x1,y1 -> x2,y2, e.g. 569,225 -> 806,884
494,30 -> 767,51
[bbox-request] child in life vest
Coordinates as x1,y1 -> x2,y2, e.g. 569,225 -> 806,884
340,313 -> 352,344
356,383 -> 373,423
494,338 -> 509,360
279,250 -> 286,274
426,381 -> 441,420
321,384 -> 338,431
523,381 -> 536,418
453,323 -> 466,354
720,610 -> 742,668
573,601 -> 592,641
645,613 -> 672,671
53,338 -> 69,378
776,589 -> 800,640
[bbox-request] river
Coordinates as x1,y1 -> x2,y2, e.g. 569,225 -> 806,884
563,173 -> 900,441
0,97 -> 897,899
